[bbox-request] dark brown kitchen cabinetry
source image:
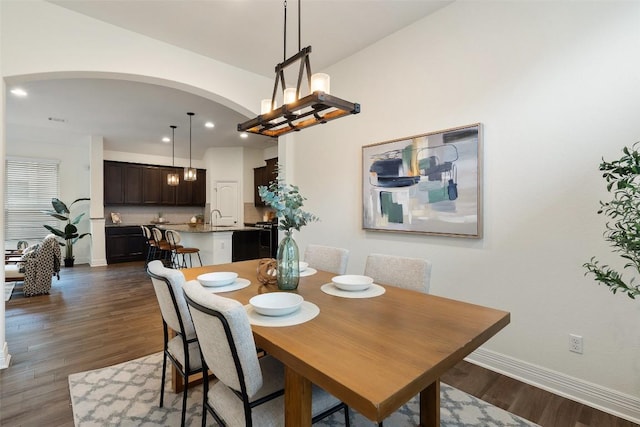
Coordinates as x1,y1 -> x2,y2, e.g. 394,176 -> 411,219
105,226 -> 146,264
142,166 -> 163,204
176,173 -> 206,206
232,230 -> 261,262
254,157 -> 277,207
104,161 -> 205,206
104,161 -> 125,204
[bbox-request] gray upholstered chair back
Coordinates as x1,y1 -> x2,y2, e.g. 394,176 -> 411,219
364,253 -> 432,293
147,260 -> 196,338
182,281 -> 263,397
303,244 -> 349,275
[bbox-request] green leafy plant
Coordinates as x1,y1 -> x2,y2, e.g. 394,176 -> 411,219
584,143 -> 640,300
258,172 -> 318,232
42,197 -> 91,261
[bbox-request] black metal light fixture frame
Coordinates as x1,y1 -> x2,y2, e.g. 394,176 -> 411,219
167,125 -> 180,186
237,1 -> 360,138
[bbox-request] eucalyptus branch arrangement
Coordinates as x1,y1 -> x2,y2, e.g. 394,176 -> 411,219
258,171 -> 319,233
584,143 -> 640,300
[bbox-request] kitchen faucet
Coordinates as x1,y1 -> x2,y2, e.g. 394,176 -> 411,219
210,209 -> 222,226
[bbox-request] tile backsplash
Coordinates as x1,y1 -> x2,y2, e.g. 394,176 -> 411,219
106,206 -> 204,225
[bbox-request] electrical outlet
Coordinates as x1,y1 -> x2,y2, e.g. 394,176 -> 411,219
569,334 -> 583,354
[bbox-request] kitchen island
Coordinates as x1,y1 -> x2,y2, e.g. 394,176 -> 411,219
156,224 -> 262,266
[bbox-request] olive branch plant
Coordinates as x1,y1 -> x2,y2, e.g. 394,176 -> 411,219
583,142 -> 640,300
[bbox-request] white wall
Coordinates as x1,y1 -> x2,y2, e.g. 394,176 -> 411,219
6,133 -> 92,264
290,0 -> 640,420
2,0 -> 640,421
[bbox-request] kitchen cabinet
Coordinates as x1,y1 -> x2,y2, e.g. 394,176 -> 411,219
232,229 -> 261,261
104,161 -> 205,206
142,166 -> 162,204
105,226 -> 146,264
254,157 -> 277,207
176,172 -> 206,206
124,165 -> 143,204
104,161 -> 125,204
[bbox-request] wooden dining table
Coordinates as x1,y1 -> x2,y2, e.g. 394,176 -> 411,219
181,260 -> 510,426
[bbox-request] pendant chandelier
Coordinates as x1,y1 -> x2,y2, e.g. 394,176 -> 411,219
167,125 -> 180,186
184,112 -> 197,182
237,0 -> 360,138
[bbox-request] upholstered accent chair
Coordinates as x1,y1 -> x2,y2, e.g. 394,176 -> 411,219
303,244 -> 349,275
146,260 -> 203,427
364,253 -> 432,293
182,280 -> 350,427
5,234 -> 61,296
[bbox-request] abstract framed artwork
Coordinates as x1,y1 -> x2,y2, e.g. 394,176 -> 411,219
362,123 -> 482,238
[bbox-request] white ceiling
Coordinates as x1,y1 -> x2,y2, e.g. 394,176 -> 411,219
6,0 -> 452,158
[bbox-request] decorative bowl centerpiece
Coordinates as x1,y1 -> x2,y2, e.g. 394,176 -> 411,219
249,292 -> 303,316
331,275 -> 374,292
197,272 -> 238,287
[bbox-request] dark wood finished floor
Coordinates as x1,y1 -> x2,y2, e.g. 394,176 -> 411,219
1,261 -> 637,426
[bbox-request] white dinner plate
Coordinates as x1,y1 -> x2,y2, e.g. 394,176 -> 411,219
320,283 -> 386,299
205,278 -> 251,293
299,267 -> 317,277
245,301 -> 320,327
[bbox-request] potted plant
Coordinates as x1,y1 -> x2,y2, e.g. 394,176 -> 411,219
42,197 -> 91,267
584,143 -> 640,300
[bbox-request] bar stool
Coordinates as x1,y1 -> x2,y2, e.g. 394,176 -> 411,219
151,227 -> 174,267
165,229 -> 202,268
140,225 -> 157,265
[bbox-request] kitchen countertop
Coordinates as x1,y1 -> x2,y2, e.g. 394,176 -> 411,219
155,224 -> 261,233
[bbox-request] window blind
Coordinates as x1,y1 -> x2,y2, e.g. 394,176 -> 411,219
5,157 -> 60,241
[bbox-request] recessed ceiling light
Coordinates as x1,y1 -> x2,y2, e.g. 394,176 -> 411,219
162,136 -> 170,143
240,132 -> 248,139
205,121 -> 215,128
10,88 -> 27,97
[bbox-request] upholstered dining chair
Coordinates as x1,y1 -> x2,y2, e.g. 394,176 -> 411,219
303,244 -> 350,275
364,253 -> 432,293
165,229 -> 202,269
146,260 -> 203,427
182,280 -> 350,427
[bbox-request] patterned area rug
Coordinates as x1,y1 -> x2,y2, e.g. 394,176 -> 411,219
5,282 -> 16,301
69,353 -> 540,427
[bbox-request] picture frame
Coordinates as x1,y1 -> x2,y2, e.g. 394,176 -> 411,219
362,123 -> 482,238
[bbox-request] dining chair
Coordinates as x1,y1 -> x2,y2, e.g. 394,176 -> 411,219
182,280 -> 351,427
364,253 -> 432,293
303,244 -> 350,275
165,229 -> 202,269
146,260 -> 203,427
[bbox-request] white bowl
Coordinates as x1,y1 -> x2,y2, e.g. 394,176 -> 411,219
299,261 -> 309,272
331,275 -> 374,292
250,292 -> 304,317
197,272 -> 238,287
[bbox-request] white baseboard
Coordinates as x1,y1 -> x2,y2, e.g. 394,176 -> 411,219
467,347 -> 640,424
0,341 -> 11,370
90,259 -> 108,267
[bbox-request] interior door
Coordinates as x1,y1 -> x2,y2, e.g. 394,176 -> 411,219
215,181 -> 238,226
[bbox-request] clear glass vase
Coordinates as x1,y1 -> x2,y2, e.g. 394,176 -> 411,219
277,230 -> 299,290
